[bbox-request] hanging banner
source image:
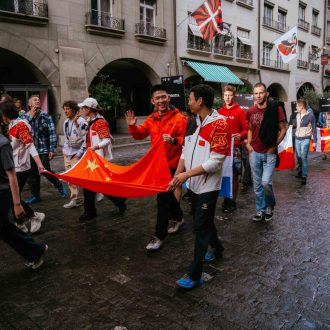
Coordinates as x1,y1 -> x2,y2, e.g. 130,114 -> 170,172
161,75 -> 186,111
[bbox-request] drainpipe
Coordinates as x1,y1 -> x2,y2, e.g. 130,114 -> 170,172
322,0 -> 326,92
257,0 -> 262,83
173,0 -> 179,75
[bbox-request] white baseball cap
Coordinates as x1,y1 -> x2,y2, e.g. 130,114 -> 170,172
78,97 -> 98,109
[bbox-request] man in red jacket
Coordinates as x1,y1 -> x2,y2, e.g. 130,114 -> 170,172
125,85 -> 187,251
218,85 -> 247,213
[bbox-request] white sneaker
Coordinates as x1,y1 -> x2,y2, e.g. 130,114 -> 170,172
16,223 -> 29,233
63,200 -> 82,209
146,237 -> 163,251
96,193 -> 104,202
168,219 -> 185,234
29,212 -> 45,233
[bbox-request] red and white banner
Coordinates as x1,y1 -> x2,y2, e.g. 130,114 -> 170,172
274,26 -> 298,64
275,125 -> 295,170
192,0 -> 223,41
315,127 -> 330,152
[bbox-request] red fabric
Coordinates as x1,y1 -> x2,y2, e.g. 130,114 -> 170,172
48,139 -> 172,198
86,118 -> 110,147
218,102 -> 247,146
199,118 -> 231,155
128,108 -> 187,169
246,105 -> 286,153
192,0 -> 222,41
9,122 -> 33,145
275,147 -> 295,170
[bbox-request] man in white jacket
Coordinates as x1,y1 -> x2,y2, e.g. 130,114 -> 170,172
169,84 -> 231,290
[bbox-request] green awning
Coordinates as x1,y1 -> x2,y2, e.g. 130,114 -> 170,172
186,60 -> 244,85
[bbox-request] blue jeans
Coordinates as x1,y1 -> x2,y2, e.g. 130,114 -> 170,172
249,151 -> 276,212
295,138 -> 310,178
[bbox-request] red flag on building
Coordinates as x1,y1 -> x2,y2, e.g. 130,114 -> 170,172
47,140 -> 173,198
192,0 -> 223,41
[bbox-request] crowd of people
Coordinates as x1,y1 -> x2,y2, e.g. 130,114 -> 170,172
0,81 -> 325,289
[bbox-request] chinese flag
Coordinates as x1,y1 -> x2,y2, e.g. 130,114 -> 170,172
192,0 -> 223,41
47,140 -> 173,198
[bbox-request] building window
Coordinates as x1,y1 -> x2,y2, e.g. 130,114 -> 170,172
262,43 -> 271,66
264,4 -> 273,26
237,28 -> 252,59
91,0 -> 112,26
278,10 -> 287,31
312,10 -> 319,27
298,3 -> 305,21
276,50 -> 284,68
140,0 -> 156,27
298,42 -> 304,61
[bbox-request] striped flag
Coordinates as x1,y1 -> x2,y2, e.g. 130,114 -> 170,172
192,0 -> 223,41
315,127 -> 330,152
219,136 -> 234,198
275,125 -> 295,170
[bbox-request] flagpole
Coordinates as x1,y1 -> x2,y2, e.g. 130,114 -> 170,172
176,2 -> 205,27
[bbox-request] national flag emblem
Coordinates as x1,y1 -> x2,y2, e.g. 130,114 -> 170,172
315,127 -> 330,152
275,125 -> 295,171
219,136 -> 234,198
192,0 -> 223,41
274,26 -> 298,63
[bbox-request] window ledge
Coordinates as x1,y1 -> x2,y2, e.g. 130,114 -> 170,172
135,34 -> 167,45
85,24 -> 125,38
0,10 -> 48,26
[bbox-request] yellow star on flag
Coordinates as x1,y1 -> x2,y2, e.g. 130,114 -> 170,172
85,159 -> 100,172
105,177 -> 111,182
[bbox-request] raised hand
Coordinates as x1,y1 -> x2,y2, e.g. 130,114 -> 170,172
125,110 -> 137,126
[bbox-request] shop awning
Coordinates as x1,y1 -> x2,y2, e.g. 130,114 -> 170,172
186,60 -> 244,85
237,37 -> 254,46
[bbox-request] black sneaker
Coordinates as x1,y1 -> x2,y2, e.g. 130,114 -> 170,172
301,177 -> 307,185
264,207 -> 274,222
252,211 -> 265,222
79,213 -> 97,221
223,200 -> 236,213
222,198 -> 230,211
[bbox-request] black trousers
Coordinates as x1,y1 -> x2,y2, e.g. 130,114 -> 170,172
83,189 -> 126,216
0,189 -> 45,262
14,170 -> 34,223
154,169 -> 183,240
188,190 -> 223,280
28,154 -> 62,197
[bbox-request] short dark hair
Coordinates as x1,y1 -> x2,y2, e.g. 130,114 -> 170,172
0,100 -> 19,120
189,84 -> 214,109
296,99 -> 307,108
150,84 -> 168,97
62,100 -> 79,113
253,82 -> 267,92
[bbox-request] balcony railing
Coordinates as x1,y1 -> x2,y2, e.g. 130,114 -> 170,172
262,17 -> 289,32
0,0 -> 48,17
85,10 -> 125,37
214,46 -> 234,57
236,49 -> 253,60
311,25 -> 321,37
87,10 -> 124,30
310,63 -> 320,72
187,38 -> 211,52
236,0 -> 253,8
297,59 -> 308,69
135,22 -> 166,39
261,58 -> 289,70
298,18 -> 309,31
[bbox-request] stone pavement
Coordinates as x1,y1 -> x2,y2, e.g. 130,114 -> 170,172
0,146 -> 329,330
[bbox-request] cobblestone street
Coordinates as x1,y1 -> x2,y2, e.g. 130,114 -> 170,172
0,145 -> 329,329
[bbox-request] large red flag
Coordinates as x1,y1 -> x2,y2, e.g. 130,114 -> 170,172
47,140 -> 173,198
192,0 -> 223,41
